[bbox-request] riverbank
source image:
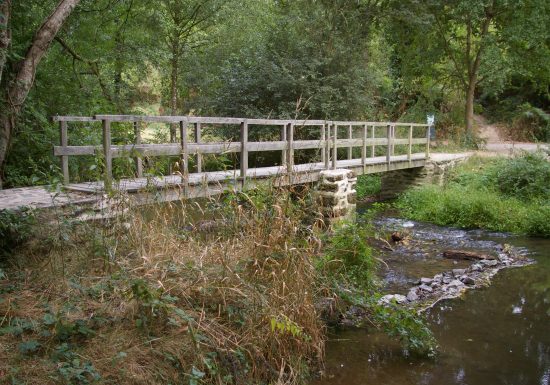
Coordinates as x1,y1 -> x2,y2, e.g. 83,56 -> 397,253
397,153 -> 550,237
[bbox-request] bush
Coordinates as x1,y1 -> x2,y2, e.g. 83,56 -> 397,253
397,154 -> 550,237
0,208 -> 36,259
488,152 -> 550,201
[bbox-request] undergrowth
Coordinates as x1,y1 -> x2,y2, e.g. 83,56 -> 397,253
1,183 -> 437,384
397,152 -> 550,237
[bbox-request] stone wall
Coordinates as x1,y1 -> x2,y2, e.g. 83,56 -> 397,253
315,169 -> 357,222
379,157 -> 465,200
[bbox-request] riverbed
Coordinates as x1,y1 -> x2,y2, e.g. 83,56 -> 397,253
314,218 -> 550,385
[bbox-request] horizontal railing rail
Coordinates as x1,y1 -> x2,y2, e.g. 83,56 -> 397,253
52,114 -> 432,191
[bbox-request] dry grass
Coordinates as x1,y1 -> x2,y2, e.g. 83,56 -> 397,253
0,184 -> 326,384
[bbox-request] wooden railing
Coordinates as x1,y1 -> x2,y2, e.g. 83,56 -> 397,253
52,115 -> 432,189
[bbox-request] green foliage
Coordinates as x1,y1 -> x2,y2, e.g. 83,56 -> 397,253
371,300 -> 438,358
321,221 -> 377,291
0,208 -> 36,259
488,152 -> 550,200
397,154 -> 550,237
355,174 -> 382,199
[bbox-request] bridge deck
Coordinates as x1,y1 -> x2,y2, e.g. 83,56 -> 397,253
0,153 -> 468,212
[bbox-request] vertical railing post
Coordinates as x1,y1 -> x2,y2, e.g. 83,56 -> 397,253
347,124 -> 353,160
391,125 -> 396,156
60,120 -> 69,184
134,121 -> 143,178
240,120 -> 248,186
324,123 -> 331,170
362,123 -> 367,173
426,125 -> 431,159
280,124 -> 287,167
386,124 -> 392,167
321,124 -> 326,165
286,122 -> 294,174
102,119 -> 112,191
194,122 -> 202,173
179,120 -> 189,190
332,124 -> 338,170
408,124 -> 413,163
371,125 -> 376,158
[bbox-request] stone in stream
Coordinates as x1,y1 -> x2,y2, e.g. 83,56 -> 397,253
481,259 -> 499,267
442,276 -> 452,284
448,279 -> 465,288
379,294 -> 408,305
419,284 -> 433,293
460,275 -> 476,285
452,268 -> 467,277
419,277 -> 433,285
407,289 -> 419,302
471,263 -> 483,272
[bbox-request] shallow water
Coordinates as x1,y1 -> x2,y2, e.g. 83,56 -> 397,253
314,218 -> 550,385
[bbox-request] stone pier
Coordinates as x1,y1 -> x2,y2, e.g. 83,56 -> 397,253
379,156 -> 467,200
315,169 -> 357,222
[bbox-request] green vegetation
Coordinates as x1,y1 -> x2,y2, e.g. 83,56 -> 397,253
356,174 -> 382,200
397,153 -> 550,237
0,185 -> 436,384
1,0 -> 550,187
318,216 -> 437,358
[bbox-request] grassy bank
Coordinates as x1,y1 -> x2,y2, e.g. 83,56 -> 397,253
397,153 -> 550,237
0,185 -> 435,384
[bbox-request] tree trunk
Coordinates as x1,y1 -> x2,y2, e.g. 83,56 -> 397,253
0,0 -> 10,85
465,79 -> 476,134
0,0 -> 80,188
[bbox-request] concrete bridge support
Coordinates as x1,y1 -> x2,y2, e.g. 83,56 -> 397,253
315,169 -> 357,222
379,157 -> 466,200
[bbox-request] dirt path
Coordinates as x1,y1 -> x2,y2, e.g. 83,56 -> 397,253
474,114 -> 548,155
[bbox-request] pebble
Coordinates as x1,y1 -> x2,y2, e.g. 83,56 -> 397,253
481,259 -> 499,267
448,279 -> 464,288
460,275 -> 475,285
419,284 -> 433,293
420,277 -> 433,285
452,269 -> 466,277
471,263 -> 483,271
407,290 -> 419,302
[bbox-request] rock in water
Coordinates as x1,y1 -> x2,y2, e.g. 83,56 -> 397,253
391,232 -> 404,242
460,276 -> 476,285
407,289 -> 419,302
443,250 -> 493,261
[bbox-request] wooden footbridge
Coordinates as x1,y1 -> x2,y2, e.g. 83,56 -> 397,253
0,114 -> 467,212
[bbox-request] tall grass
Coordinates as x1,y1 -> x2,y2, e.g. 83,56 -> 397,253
397,153 -> 550,237
0,182 -> 438,384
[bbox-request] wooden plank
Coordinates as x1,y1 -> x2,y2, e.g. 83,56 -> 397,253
240,121 -> 248,182
371,125 -> 376,158
408,124 -> 413,162
332,124 -> 337,169
426,125 -> 431,158
194,123 -> 202,173
180,121 -> 189,184
60,121 -> 69,184
362,124 -> 367,172
134,121 -> 143,177
348,124 -> 353,160
287,122 -> 294,173
102,119 -> 112,191
281,125 -> 287,166
52,116 -> 96,122
321,124 -> 326,165
248,141 -> 286,152
386,124 -> 391,166
324,124 -> 330,169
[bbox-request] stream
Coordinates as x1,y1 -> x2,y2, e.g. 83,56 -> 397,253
313,216 -> 550,385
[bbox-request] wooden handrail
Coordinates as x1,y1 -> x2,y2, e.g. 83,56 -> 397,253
53,115 -> 431,185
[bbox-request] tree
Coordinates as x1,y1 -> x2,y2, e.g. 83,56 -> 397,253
157,0 -> 222,141
388,0 -> 550,133
0,0 -> 80,188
